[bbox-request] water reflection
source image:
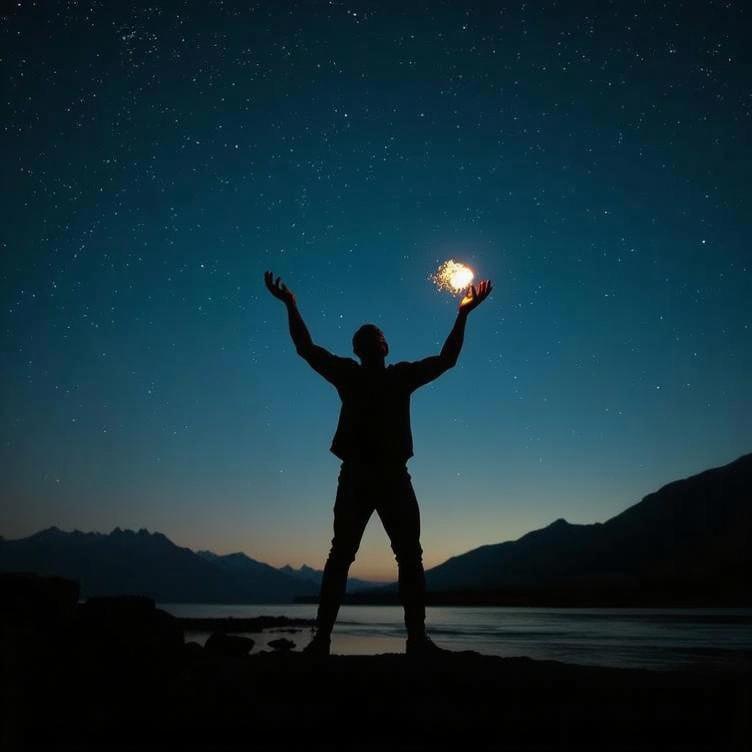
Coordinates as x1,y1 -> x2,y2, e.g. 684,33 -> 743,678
163,604 -> 752,671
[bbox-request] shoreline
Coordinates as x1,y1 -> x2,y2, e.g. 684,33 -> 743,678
9,645 -> 751,750
2,576 -> 750,750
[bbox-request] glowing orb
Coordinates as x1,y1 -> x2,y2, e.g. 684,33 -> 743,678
431,259 -> 475,294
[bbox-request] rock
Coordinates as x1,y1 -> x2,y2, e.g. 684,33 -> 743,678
0,572 -> 79,625
177,615 -> 314,632
76,595 -> 183,657
267,637 -> 295,652
0,573 -> 80,674
183,641 -> 204,658
205,632 -> 255,657
81,594 -> 155,618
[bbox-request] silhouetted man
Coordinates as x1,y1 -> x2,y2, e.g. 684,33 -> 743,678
264,270 -> 492,656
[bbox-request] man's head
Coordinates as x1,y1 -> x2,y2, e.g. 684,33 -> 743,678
352,324 -> 389,362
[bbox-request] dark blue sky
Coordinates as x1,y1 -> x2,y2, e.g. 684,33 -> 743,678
2,1 -> 750,580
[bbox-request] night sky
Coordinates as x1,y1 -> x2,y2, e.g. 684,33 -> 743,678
2,1 -> 750,581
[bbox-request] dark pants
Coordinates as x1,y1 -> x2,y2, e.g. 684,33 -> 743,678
315,459 -> 427,640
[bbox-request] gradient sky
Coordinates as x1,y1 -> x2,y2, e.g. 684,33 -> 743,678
2,1 -> 750,581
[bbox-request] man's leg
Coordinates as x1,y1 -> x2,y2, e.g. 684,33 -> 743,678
314,462 -> 373,641
376,465 -> 427,641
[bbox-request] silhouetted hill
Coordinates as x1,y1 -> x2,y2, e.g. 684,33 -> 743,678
196,548 -> 282,578
194,553 -> 378,593
0,527 -> 316,603
4,453 -> 750,606
338,452 -> 751,606
279,563 -> 321,582
0,528 -> 382,603
278,563 -> 378,593
418,452 -> 752,603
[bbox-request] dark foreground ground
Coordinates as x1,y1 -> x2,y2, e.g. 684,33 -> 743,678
2,575 -> 750,751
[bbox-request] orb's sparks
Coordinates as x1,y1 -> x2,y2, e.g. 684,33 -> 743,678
431,259 -> 475,294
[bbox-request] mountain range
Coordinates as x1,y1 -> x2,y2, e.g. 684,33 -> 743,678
1,452 -> 750,604
0,527 -> 376,603
345,451 -> 751,605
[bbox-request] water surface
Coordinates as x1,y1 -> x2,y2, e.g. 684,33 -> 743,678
161,603 -> 752,672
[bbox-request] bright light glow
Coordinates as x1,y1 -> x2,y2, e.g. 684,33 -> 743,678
431,259 -> 475,294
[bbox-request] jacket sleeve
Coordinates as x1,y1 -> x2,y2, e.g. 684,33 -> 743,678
298,344 -> 356,388
396,355 -> 454,392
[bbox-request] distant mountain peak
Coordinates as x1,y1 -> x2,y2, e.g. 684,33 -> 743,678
28,526 -> 66,541
108,527 -> 168,542
0,526 -> 318,603
423,451 -> 752,602
224,551 -> 261,564
280,563 -> 321,580
197,550 -> 268,569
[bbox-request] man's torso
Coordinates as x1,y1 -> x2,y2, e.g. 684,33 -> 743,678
330,364 -> 414,463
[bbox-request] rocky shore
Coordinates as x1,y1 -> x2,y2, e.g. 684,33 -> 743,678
1,573 -> 749,750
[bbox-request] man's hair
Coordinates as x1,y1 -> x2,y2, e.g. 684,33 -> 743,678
352,324 -> 385,357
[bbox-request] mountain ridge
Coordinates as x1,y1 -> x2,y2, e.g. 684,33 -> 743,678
0,526 -> 380,602
414,451 -> 752,601
2,452 -> 749,604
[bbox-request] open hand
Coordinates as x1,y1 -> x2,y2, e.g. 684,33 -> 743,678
264,271 -> 295,306
459,280 -> 492,313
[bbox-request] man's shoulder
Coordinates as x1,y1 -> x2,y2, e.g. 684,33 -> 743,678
389,360 -> 432,373
319,350 -> 358,368
388,356 -> 450,390
387,361 -> 418,382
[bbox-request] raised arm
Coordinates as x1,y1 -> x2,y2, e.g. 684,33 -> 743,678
439,279 -> 493,366
402,279 -> 493,391
263,271 -> 315,354
264,271 -> 353,385
438,309 -> 468,369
